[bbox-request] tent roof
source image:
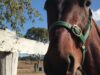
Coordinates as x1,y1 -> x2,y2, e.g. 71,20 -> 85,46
0,29 -> 48,54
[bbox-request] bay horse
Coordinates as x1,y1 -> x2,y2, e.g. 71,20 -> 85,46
43,0 -> 100,75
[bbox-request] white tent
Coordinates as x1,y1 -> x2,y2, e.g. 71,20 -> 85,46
0,29 -> 48,55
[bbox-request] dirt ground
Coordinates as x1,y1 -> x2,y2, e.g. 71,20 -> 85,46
17,60 -> 45,75
18,72 -> 45,75
32,72 -> 45,75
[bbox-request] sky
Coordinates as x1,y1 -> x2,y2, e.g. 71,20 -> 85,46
22,0 -> 100,35
22,0 -> 47,35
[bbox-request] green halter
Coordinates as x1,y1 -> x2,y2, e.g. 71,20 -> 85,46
49,20 -> 92,64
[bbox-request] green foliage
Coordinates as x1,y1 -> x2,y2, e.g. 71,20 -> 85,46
25,27 -> 49,43
0,0 -> 42,32
19,54 -> 44,61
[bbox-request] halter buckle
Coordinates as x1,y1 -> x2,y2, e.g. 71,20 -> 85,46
71,25 -> 82,37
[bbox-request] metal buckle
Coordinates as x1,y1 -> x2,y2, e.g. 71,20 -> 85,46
71,25 -> 82,37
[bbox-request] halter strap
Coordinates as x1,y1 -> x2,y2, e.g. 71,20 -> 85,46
49,20 -> 92,64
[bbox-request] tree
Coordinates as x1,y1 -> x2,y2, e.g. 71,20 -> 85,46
0,0 -> 42,33
25,27 -> 49,43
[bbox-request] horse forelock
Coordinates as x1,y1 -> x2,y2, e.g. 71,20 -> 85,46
45,0 -> 91,9
45,0 -> 91,20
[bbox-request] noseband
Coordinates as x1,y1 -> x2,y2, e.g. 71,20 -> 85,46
49,17 -> 92,64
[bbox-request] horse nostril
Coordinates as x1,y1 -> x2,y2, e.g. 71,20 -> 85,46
66,55 -> 74,72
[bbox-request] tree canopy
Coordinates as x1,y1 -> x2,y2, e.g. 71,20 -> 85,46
0,0 -> 42,33
19,54 -> 44,61
25,27 -> 49,43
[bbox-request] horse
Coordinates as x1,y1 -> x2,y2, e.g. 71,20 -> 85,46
43,0 -> 100,75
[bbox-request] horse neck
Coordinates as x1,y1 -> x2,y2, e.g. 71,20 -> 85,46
85,19 -> 100,75
93,20 -> 100,37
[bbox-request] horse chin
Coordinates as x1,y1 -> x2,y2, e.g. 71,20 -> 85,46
66,70 -> 84,75
75,70 -> 82,75
66,66 -> 86,75
75,67 -> 86,75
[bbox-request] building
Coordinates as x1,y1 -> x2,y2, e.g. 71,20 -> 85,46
0,29 -> 48,75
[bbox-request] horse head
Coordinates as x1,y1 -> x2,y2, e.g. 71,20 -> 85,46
44,0 -> 100,75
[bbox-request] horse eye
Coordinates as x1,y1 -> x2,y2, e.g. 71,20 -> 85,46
85,1 -> 91,6
79,0 -> 91,7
